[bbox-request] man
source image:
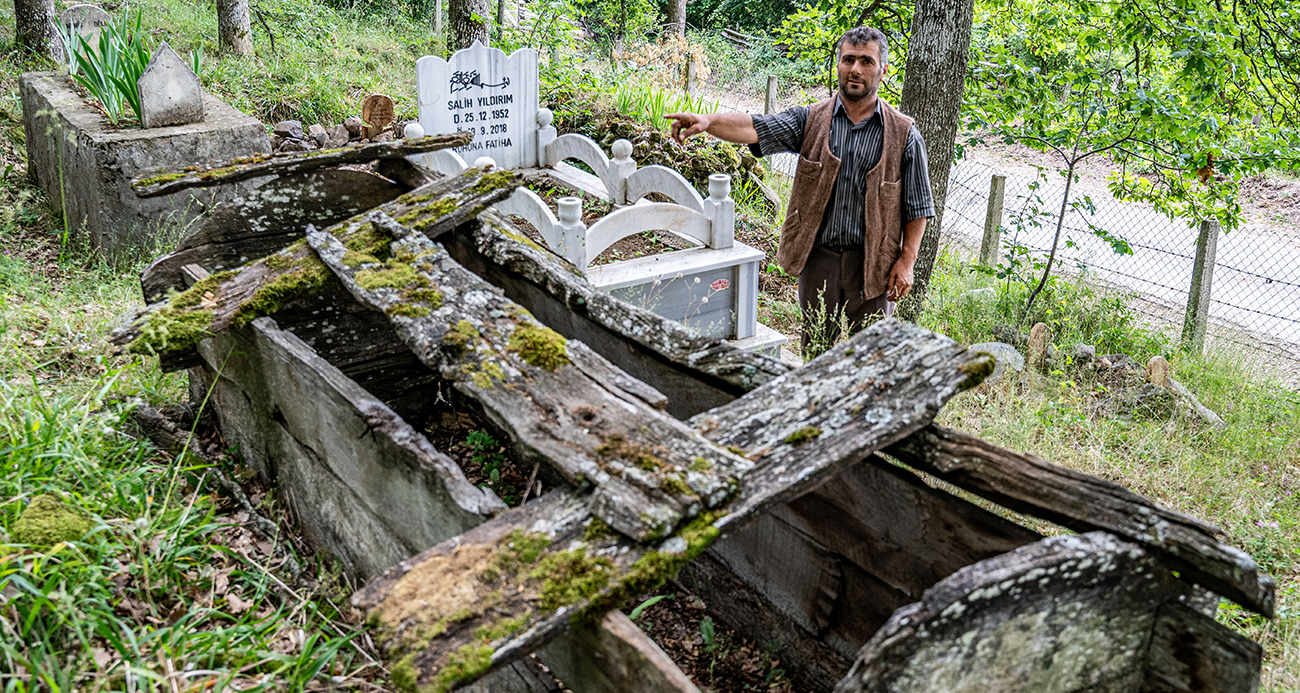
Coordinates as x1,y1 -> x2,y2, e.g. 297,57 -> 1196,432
666,27 -> 934,352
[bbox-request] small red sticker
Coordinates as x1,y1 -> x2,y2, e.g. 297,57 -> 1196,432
710,279 -> 730,291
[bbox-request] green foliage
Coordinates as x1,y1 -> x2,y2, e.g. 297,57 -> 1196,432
574,0 -> 660,51
465,430 -> 517,503
70,10 -> 153,126
628,592 -> 673,620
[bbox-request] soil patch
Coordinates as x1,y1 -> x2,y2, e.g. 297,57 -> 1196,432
630,587 -> 802,693
422,410 -> 550,506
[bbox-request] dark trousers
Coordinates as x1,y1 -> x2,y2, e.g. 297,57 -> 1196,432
798,245 -> 893,353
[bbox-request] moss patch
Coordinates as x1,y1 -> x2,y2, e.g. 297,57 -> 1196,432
232,263 -> 332,328
784,426 -> 822,446
430,644 -> 494,693
689,456 -> 713,472
470,169 -> 517,196
507,325 -> 569,371
595,433 -> 666,472
530,548 -> 614,611
387,303 -> 430,318
355,262 -> 422,291
403,287 -> 444,307
127,307 -> 214,356
14,495 -> 91,548
583,517 -> 613,542
481,530 -> 551,583
958,355 -> 996,390
443,320 -> 480,352
658,474 -> 695,497
342,250 -> 382,268
169,270 -> 236,309
390,654 -> 418,693
338,222 -> 394,260
470,361 -> 505,390
475,612 -> 530,643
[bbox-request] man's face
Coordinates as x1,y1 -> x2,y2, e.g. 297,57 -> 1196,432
837,40 -> 887,103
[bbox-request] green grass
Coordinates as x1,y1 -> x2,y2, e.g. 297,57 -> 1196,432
920,251 -> 1300,690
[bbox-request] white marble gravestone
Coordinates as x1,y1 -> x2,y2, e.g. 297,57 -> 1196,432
137,42 -> 205,129
416,41 -> 539,169
60,4 -> 112,55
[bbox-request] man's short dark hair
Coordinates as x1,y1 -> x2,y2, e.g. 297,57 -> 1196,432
838,27 -> 888,66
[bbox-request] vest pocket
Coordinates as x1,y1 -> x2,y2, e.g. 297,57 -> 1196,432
796,155 -> 823,178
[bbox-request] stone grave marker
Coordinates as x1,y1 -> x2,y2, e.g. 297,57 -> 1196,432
137,42 -> 205,128
60,4 -> 112,55
361,93 -> 395,140
416,40 -> 539,169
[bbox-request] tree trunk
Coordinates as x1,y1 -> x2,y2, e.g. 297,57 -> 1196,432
15,0 -> 60,60
666,0 -> 686,36
895,0 -> 975,321
216,0 -> 253,56
450,0 -> 490,49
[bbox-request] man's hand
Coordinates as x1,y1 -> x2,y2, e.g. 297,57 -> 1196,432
887,258 -> 916,302
666,112 -> 712,144
664,112 -> 759,146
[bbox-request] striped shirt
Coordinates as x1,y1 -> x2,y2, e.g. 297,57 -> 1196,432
750,98 -> 935,248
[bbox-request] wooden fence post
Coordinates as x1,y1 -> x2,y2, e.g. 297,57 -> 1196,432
765,75 -> 778,114
1181,219 -> 1219,354
979,174 -> 1006,267
433,0 -> 442,39
685,60 -> 697,101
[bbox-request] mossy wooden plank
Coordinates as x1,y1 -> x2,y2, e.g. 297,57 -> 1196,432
141,170 -> 408,302
109,166 -> 519,366
351,320 -> 990,693
131,133 -> 471,198
307,213 -> 746,542
883,424 -> 1275,618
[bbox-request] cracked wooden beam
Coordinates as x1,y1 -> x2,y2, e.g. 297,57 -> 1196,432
131,132 -> 471,198
109,166 -> 519,366
350,318 -> 989,693
883,424 -> 1276,617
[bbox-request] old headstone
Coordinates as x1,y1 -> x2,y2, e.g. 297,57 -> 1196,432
361,94 -> 395,140
416,40 -> 540,169
1146,355 -> 1171,387
60,4 -> 111,56
137,42 -> 204,128
1026,322 -> 1050,371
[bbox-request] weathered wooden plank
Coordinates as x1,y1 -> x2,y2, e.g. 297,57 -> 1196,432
449,212 -> 787,417
190,316 -> 505,581
689,325 -> 993,529
350,320 -> 990,692
1141,602 -> 1262,693
141,170 -> 407,302
833,532 -> 1183,693
109,166 -> 521,362
684,453 -> 1041,690
535,611 -> 701,693
307,212 -> 745,541
883,424 -> 1275,617
131,133 -> 471,198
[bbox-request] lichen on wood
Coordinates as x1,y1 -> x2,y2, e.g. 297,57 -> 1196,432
131,133 -> 474,198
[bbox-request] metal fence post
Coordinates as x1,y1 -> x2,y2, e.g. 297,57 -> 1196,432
1181,219 -> 1219,354
979,174 -> 1006,267
765,75 -> 778,114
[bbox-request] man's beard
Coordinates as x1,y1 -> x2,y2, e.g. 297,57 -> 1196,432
839,79 -> 874,102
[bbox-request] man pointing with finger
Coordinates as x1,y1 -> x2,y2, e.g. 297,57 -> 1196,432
666,26 -> 934,353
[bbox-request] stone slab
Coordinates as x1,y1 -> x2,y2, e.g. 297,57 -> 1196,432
19,72 -> 270,260
138,42 -> 204,128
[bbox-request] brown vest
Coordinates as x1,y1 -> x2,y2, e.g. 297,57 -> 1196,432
775,97 -> 914,299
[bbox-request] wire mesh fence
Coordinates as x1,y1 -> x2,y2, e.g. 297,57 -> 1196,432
942,159 -> 1300,371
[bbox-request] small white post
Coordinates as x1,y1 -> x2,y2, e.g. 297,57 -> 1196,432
556,196 -> 587,269
609,138 -> 636,205
704,173 -> 734,249
736,260 -> 758,339
536,108 -> 556,170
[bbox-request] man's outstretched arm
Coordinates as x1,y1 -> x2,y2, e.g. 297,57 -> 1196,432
665,112 -> 758,145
